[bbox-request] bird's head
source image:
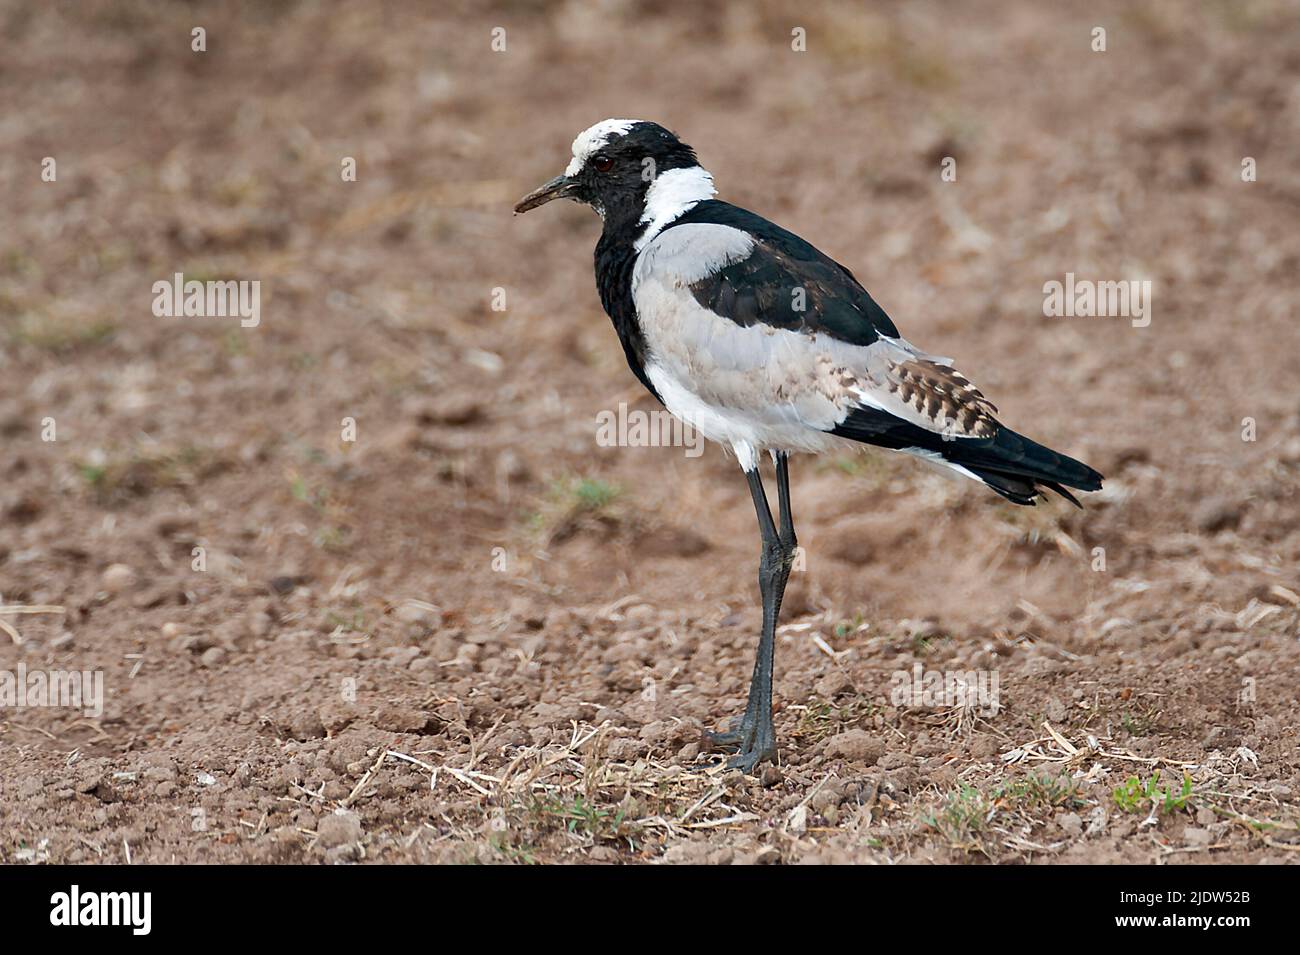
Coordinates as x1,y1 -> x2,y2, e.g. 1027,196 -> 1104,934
514,119 -> 714,237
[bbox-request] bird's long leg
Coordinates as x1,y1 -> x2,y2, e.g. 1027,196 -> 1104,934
706,453 -> 797,773
775,450 -> 796,552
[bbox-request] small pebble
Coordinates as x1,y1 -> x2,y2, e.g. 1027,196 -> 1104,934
101,563 -> 137,593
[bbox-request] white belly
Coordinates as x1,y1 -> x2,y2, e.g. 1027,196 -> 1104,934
645,361 -> 851,470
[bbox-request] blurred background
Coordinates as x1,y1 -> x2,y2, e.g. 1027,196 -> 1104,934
2,0 -> 1299,863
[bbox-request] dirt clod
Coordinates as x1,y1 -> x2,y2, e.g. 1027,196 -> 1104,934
316,811 -> 363,849
824,730 -> 886,765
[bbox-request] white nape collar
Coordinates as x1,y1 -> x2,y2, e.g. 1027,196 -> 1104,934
634,166 -> 717,251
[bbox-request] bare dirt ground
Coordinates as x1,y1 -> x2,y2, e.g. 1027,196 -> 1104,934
2,0 -> 1299,864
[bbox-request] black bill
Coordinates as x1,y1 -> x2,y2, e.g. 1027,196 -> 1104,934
514,175 -> 579,214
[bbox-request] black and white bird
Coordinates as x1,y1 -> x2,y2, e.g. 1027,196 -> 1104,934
515,119 -> 1103,772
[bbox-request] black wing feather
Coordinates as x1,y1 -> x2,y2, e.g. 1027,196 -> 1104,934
664,200 -> 899,347
832,407 -> 1103,507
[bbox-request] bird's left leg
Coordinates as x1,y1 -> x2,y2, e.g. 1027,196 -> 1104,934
774,449 -> 797,556
707,452 -> 797,773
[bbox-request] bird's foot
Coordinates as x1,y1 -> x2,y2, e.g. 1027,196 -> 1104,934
704,714 -> 776,773
704,716 -> 747,752
724,743 -> 776,774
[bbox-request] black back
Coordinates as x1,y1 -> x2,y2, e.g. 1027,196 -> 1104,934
664,200 -> 900,346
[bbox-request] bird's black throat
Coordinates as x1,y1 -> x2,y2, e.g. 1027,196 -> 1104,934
594,218 -> 660,402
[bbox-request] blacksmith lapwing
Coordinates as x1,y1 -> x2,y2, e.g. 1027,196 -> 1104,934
516,119 -> 1103,772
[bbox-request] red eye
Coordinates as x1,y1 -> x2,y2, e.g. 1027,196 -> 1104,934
592,155 -> 614,173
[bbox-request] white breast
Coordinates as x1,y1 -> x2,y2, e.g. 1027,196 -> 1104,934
632,223 -> 856,469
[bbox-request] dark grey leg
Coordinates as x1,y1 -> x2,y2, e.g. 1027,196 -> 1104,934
707,452 -> 797,773
775,450 -> 796,552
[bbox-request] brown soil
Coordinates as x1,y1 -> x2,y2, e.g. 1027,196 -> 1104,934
2,0 -> 1299,864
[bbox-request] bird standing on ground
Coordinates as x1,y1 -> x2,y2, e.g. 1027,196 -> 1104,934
515,119 -> 1103,773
